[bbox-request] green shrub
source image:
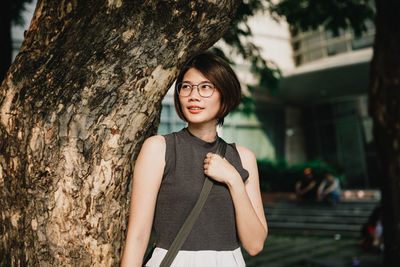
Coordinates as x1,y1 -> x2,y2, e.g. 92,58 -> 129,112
257,159 -> 342,192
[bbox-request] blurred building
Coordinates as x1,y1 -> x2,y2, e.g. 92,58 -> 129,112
279,24 -> 377,188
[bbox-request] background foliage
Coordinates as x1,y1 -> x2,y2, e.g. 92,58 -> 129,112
257,159 -> 342,192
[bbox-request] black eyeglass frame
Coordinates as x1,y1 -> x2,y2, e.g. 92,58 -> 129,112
176,82 -> 217,98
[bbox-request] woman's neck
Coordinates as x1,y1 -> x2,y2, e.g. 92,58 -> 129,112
187,122 -> 218,142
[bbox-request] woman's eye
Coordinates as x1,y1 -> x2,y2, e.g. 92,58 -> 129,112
200,84 -> 213,89
181,84 -> 191,89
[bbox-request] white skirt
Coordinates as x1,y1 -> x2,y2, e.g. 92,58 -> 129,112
144,247 -> 246,267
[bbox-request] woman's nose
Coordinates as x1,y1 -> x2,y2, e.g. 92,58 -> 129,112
188,85 -> 201,99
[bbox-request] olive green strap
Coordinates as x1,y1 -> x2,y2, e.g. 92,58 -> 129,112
159,140 -> 227,267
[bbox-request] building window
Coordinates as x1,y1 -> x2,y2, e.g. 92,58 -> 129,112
292,25 -> 375,66
327,42 -> 348,56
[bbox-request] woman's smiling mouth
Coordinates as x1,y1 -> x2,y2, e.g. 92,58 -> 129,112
188,105 -> 204,113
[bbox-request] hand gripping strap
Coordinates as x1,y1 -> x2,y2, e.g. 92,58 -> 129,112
159,140 -> 227,267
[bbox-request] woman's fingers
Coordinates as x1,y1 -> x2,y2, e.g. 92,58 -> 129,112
204,153 -> 225,176
204,153 -> 216,163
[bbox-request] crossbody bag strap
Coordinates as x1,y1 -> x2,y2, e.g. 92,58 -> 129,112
159,140 -> 227,267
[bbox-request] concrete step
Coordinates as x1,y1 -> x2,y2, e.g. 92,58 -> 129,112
263,199 -> 379,235
265,207 -> 373,217
274,198 -> 379,205
268,221 -> 361,232
266,203 -> 377,211
266,200 -> 378,209
267,214 -> 369,224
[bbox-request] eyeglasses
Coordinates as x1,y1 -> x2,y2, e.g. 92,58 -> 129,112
177,82 -> 216,98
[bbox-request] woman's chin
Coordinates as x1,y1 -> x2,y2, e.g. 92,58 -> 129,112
187,119 -> 206,125
187,118 -> 218,126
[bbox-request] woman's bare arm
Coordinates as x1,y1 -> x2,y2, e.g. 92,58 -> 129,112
233,146 -> 268,255
121,135 -> 165,267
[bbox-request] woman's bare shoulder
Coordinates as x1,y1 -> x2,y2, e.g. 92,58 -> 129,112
138,135 -> 166,161
235,145 -> 256,162
143,135 -> 165,147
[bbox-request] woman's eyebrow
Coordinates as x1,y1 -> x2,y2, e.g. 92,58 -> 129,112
182,80 -> 212,83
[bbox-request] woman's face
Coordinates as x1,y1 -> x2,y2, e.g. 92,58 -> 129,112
178,68 -> 221,126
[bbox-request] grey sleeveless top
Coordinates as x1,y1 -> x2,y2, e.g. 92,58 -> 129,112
153,128 -> 249,251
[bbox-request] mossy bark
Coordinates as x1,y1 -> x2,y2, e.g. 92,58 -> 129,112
369,0 -> 400,265
0,0 -> 239,265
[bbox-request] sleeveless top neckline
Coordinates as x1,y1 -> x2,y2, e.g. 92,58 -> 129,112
183,127 -> 219,148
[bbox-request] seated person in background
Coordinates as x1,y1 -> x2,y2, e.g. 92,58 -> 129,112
317,171 -> 341,205
295,168 -> 317,202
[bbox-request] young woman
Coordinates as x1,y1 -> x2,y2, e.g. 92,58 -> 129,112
122,53 -> 268,267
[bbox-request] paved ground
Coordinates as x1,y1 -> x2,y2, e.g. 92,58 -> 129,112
250,194 -> 383,266
243,233 -> 383,267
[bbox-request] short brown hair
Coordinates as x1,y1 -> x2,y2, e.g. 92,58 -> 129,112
174,52 -> 241,126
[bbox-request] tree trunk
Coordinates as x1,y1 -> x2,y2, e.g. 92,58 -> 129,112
0,0 -> 239,265
369,0 -> 400,265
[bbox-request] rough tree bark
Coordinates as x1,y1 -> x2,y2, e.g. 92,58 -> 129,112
0,0 -> 240,265
369,0 -> 400,265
